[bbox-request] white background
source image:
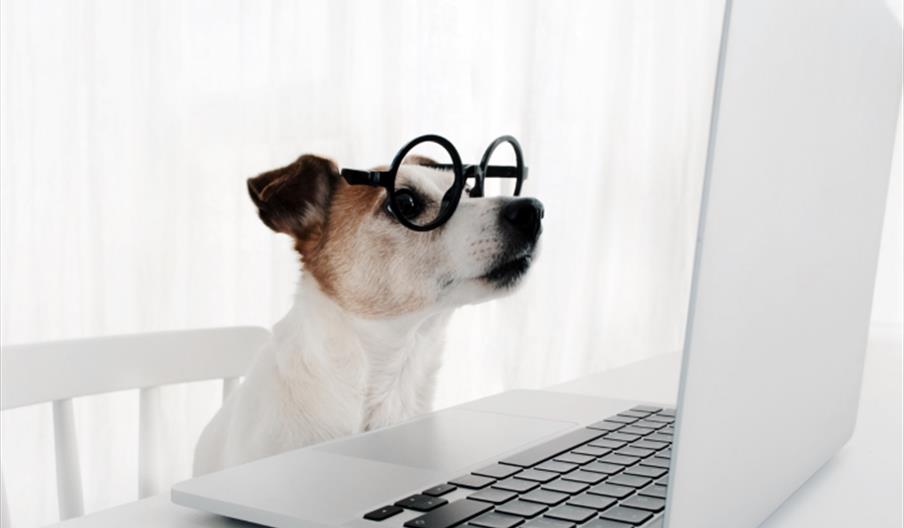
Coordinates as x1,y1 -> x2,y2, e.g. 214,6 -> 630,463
1,1 -> 901,526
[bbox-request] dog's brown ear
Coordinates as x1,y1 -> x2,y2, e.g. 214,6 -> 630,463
247,154 -> 339,251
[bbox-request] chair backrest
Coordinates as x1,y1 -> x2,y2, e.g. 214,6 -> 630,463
0,326 -> 270,527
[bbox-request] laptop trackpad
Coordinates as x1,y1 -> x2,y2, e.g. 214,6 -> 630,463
171,408 -> 580,526
316,408 -> 575,471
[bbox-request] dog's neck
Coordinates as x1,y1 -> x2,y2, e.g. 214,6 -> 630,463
270,273 -> 453,435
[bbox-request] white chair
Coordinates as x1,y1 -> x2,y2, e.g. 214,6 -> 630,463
0,326 -> 270,527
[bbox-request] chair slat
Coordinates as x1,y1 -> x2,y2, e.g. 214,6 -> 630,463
52,399 -> 84,520
138,387 -> 162,498
0,326 -> 269,524
1,466 -> 11,528
222,377 -> 240,404
1,327 -> 268,410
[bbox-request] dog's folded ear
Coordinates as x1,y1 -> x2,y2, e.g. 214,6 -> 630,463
247,154 -> 339,249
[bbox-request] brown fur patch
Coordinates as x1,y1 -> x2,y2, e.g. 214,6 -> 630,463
305,179 -> 432,317
304,182 -> 383,299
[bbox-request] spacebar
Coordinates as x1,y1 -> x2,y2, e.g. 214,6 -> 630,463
499,428 -> 605,467
403,499 -> 492,528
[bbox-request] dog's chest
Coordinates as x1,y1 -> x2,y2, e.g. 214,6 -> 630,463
359,341 -> 444,431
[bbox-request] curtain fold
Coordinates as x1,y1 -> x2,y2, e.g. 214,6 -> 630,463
1,1 -> 726,525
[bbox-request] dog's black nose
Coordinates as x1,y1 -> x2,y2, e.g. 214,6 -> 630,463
502,197 -> 544,241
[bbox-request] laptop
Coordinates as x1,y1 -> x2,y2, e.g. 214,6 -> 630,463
171,0 -> 903,526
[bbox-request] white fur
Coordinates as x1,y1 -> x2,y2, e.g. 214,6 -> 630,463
193,276 -> 453,474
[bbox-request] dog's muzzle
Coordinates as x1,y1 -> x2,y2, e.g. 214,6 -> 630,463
479,197 -> 544,289
501,197 -> 544,244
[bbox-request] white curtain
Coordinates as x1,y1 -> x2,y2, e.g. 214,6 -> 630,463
5,1 -> 893,527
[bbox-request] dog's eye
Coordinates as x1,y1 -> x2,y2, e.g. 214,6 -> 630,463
388,189 -> 425,220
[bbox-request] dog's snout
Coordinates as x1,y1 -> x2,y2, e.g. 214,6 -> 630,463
501,197 -> 544,241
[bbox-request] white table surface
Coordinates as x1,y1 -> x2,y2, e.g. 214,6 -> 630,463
52,336 -> 903,528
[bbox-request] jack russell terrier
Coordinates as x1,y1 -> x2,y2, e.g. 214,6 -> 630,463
194,136 -> 543,475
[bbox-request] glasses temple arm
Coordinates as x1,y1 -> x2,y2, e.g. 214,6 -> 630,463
483,165 -> 528,180
341,168 -> 387,186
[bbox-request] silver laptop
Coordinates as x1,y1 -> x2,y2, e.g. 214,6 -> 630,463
171,0 -> 903,526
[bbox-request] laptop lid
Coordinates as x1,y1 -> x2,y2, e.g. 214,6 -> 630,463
665,0 -> 903,526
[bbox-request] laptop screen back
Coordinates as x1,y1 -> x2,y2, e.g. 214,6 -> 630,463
665,0 -> 903,526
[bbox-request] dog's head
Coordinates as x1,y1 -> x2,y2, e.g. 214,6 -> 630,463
248,154 -> 543,318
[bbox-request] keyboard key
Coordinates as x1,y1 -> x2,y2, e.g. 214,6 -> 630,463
582,462 -> 623,475
566,492 -> 617,511
494,478 -> 539,493
572,446 -> 610,457
554,453 -> 594,465
646,433 -> 672,443
405,499 -> 492,528
616,411 -> 649,419
363,505 -> 404,521
656,429 -> 675,436
516,469 -> 558,483
624,465 -> 668,479
606,474 -> 652,488
521,489 -> 569,506
588,483 -> 635,499
602,415 -> 638,425
582,520 -> 634,528
395,494 -> 449,512
605,433 -> 641,443
561,470 -> 606,484
621,495 -> 666,512
587,420 -> 625,432
631,405 -> 662,413
588,439 -> 625,450
495,499 -> 548,518
599,506 -> 653,525
638,457 -> 670,469
638,485 -> 668,499
655,476 -> 669,486
522,519 -> 574,528
474,464 -> 522,479
542,479 -> 589,495
614,447 -> 654,459
618,426 -> 653,437
631,440 -> 667,451
598,454 -> 640,466
536,461 -> 578,473
423,484 -> 457,497
451,475 -> 496,489
501,429 -> 605,468
468,488 -> 518,504
654,449 -> 672,459
646,415 -> 673,424
469,511 -> 524,528
631,420 -> 666,430
658,409 -> 677,417
544,505 -> 596,523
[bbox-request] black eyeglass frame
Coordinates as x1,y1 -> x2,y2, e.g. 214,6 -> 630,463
340,134 -> 528,231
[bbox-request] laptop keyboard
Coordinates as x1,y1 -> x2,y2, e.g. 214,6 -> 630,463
362,405 -> 675,528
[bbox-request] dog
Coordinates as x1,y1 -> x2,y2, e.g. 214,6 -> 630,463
193,153 -> 543,476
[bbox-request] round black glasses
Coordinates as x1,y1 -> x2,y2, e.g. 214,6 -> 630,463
340,134 -> 528,231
